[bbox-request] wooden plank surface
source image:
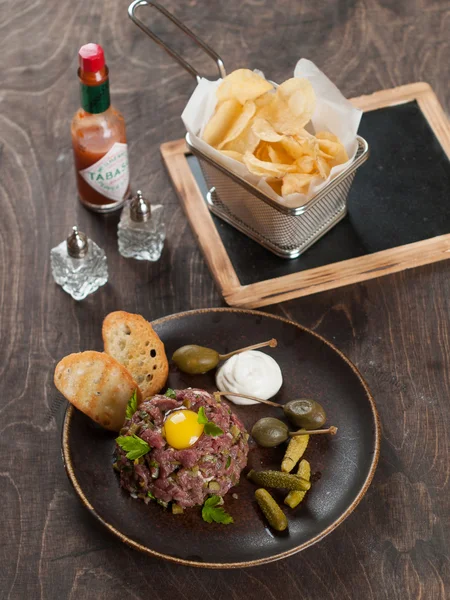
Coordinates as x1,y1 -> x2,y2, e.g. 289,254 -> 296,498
1,0 -> 449,599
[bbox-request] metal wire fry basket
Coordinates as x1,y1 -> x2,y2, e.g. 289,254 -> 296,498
129,0 -> 370,259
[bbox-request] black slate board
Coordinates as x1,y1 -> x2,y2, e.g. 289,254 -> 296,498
187,101 -> 450,287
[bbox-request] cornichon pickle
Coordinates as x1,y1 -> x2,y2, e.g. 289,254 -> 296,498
247,469 -> 311,491
284,459 -> 311,508
255,488 -> 288,532
172,345 -> 220,374
281,433 -> 309,473
283,399 -> 326,429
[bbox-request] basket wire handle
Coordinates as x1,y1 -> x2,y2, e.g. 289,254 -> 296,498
128,0 -> 226,82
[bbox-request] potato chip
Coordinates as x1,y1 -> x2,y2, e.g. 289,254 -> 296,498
277,77 -> 310,97
201,70 -> 350,197
266,178 -> 283,196
217,69 -> 273,105
266,146 -> 280,163
267,143 -> 295,165
222,123 -> 259,155
217,101 -> 256,149
220,150 -> 244,162
298,137 -> 320,157
296,127 -> 316,140
316,138 -> 341,155
255,91 -> 275,108
330,149 -> 349,167
316,156 -> 331,179
317,137 -> 349,166
282,173 -> 314,196
254,141 -> 271,162
317,149 -> 334,160
244,152 -> 298,178
315,131 -> 337,141
279,136 -> 309,160
257,96 -> 301,136
257,78 -> 316,134
296,155 -> 316,174
202,98 -> 241,147
277,78 -> 316,126
252,118 -> 284,142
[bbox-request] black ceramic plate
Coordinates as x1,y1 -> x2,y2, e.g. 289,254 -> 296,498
62,308 -> 380,568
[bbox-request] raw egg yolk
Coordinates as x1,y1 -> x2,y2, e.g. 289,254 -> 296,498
164,410 -> 204,450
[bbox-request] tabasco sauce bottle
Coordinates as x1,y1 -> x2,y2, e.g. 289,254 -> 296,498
71,43 -> 130,212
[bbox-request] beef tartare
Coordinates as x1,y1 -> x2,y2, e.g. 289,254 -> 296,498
114,388 -> 249,509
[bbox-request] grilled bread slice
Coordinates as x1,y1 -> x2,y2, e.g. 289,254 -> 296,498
102,311 -> 169,399
54,351 -> 140,431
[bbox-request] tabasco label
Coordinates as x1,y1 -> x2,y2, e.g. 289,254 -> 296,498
79,142 -> 129,202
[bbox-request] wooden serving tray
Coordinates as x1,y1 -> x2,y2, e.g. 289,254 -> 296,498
161,83 -> 450,308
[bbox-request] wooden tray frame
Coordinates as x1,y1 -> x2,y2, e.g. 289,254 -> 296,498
161,83 -> 450,308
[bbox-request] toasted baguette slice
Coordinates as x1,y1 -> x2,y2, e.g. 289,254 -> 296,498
54,351 -> 140,431
102,311 -> 169,399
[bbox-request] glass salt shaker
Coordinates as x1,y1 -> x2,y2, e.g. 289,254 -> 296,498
50,226 -> 108,300
118,190 -> 165,261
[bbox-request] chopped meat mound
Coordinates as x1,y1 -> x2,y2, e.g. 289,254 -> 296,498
114,389 -> 249,509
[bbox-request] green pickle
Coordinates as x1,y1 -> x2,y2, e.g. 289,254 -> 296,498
281,434 -> 309,473
247,469 -> 311,491
284,459 -> 311,508
255,488 -> 288,532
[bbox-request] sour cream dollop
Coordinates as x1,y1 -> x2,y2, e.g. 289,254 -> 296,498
215,350 -> 283,405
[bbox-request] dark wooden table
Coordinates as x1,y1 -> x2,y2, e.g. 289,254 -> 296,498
1,0 -> 449,598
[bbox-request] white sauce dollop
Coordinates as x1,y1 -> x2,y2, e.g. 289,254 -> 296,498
215,350 -> 283,405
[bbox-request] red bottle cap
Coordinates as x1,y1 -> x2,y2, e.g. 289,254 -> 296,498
78,43 -> 105,72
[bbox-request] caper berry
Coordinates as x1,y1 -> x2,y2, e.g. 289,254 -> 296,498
172,345 -> 220,374
251,417 -> 289,448
283,399 -> 326,429
173,339 -> 277,375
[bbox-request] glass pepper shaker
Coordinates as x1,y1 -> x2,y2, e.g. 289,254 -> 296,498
118,190 -> 165,261
50,226 -> 108,300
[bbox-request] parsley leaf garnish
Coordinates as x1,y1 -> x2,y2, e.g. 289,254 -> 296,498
204,422 -> 224,437
197,406 -> 208,424
125,389 -> 138,420
116,434 -> 150,460
165,388 -> 176,399
202,495 -> 233,524
225,456 -> 231,469
197,406 -> 223,436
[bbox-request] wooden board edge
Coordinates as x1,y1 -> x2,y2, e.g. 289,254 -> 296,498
224,234 -> 450,308
160,139 -> 188,158
416,89 -> 450,158
350,82 -> 433,111
351,82 -> 450,159
160,141 -> 241,295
